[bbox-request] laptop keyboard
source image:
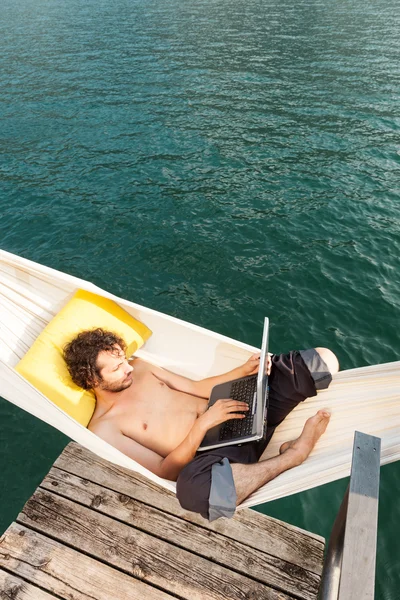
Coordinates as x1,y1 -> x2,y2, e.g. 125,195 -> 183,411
219,376 -> 257,441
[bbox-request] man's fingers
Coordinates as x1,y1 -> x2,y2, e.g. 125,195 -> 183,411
218,399 -> 249,407
226,413 -> 247,419
216,401 -> 249,415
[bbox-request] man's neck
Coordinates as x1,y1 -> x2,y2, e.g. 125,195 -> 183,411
93,388 -> 120,414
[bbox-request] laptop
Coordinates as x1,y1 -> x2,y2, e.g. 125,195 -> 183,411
198,317 -> 270,451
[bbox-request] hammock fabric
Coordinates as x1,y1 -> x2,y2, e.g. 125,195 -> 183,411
1,249 -> 399,509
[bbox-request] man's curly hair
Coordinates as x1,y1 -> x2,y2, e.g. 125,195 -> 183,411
63,328 -> 127,390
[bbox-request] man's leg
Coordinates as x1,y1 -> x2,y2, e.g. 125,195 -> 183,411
231,409 -> 330,505
262,347 -> 338,433
232,347 -> 338,505
176,348 -> 338,520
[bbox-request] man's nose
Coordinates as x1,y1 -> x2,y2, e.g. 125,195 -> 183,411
125,362 -> 133,375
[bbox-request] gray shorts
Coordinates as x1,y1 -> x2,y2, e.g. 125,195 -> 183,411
176,348 -> 332,521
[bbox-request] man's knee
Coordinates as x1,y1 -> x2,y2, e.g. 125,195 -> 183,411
299,347 -> 336,391
314,347 -> 339,375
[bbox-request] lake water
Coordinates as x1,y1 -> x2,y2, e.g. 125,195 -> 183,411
1,0 -> 399,597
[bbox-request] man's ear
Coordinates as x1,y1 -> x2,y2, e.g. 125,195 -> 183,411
88,368 -> 102,390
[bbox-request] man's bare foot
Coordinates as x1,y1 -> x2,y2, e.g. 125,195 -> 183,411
279,410 -> 331,466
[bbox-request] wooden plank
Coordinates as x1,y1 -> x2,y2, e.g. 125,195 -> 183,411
338,432 -> 381,600
0,524 -> 176,600
0,569 -> 57,600
17,488 -> 295,600
41,467 -> 320,600
54,442 -> 324,573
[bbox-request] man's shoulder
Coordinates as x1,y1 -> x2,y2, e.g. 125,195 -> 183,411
129,356 -> 154,370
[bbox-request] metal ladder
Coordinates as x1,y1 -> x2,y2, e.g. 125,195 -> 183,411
318,431 -> 381,600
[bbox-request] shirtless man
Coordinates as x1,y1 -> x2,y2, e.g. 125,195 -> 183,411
63,328 -> 338,520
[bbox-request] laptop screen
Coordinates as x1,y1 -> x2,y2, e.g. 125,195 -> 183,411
257,317 -> 269,405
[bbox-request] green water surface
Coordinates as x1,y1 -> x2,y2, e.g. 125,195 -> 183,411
1,0 -> 399,597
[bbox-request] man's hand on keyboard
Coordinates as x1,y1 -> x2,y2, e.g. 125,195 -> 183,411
198,400 -> 249,432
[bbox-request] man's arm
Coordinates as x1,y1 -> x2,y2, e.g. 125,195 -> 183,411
134,354 -> 266,399
192,354 -> 265,398
90,399 -> 249,481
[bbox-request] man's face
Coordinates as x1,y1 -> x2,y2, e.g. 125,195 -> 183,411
95,345 -> 134,393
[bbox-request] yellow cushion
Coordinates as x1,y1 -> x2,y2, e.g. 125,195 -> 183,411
15,289 -> 152,426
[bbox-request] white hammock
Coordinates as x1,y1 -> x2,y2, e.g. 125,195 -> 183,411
1,249 -> 399,510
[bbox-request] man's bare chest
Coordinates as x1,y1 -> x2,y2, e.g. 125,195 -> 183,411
110,372 -> 206,454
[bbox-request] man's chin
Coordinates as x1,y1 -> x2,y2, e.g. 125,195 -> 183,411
115,378 -> 133,392
101,378 -> 133,393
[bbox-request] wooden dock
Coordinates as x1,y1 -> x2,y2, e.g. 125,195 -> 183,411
0,442 -> 325,600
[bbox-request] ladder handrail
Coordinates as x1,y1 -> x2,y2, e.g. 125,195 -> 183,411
318,431 -> 381,600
